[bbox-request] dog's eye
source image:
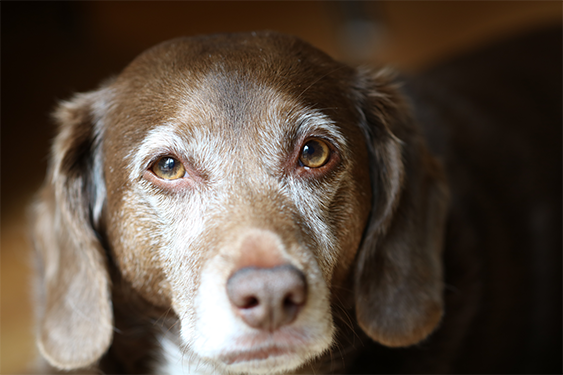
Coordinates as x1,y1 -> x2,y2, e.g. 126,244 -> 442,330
299,139 -> 330,168
152,157 -> 186,180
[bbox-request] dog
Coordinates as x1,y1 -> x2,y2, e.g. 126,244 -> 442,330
31,30 -> 561,374
32,31 -> 447,374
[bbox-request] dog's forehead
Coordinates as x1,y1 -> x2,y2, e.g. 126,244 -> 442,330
105,32 -> 361,168
118,31 -> 349,87
109,32 -> 357,128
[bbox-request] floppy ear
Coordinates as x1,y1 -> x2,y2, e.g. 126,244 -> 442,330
31,89 -> 113,369
353,68 -> 449,347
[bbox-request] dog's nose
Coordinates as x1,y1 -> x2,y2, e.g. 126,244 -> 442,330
227,264 -> 307,331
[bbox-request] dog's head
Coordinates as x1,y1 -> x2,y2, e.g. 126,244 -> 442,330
32,31 -> 448,374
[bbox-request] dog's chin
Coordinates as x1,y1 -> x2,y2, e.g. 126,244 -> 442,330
195,331 -> 332,375
218,347 -> 310,374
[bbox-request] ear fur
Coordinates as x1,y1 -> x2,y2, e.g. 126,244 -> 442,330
353,68 -> 449,347
31,89 -> 113,369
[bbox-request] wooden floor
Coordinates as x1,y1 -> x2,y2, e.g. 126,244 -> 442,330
2,2 -> 560,373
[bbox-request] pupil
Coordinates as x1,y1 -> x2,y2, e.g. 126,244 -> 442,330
161,157 -> 176,171
304,144 -> 317,158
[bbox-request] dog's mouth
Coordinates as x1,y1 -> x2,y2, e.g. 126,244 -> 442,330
217,330 -> 310,367
220,345 -> 294,364
190,321 -> 332,374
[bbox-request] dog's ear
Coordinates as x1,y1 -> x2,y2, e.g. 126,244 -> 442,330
353,68 -> 449,347
31,89 -> 113,369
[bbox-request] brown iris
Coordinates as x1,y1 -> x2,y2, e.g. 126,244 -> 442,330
152,156 -> 186,180
299,139 -> 330,168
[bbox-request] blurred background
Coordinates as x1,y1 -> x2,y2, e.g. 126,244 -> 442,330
2,1 -> 561,373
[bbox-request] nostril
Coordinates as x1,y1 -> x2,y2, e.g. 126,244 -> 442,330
283,294 -> 294,308
283,291 -> 304,308
242,296 -> 259,309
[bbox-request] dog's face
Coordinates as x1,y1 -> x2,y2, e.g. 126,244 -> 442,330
32,32 -> 448,374
105,34 -> 372,372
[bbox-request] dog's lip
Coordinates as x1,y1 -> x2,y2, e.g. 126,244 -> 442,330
220,345 -> 294,364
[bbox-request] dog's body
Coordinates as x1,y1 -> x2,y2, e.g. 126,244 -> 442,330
31,29 -> 561,374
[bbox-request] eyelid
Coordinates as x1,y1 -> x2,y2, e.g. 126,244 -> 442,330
143,151 -> 185,172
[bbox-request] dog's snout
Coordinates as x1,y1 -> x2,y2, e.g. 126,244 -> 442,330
227,264 -> 307,331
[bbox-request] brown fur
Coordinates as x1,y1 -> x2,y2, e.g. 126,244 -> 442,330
31,29 -> 560,374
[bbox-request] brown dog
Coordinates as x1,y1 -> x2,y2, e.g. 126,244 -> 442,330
31,30 -> 561,374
